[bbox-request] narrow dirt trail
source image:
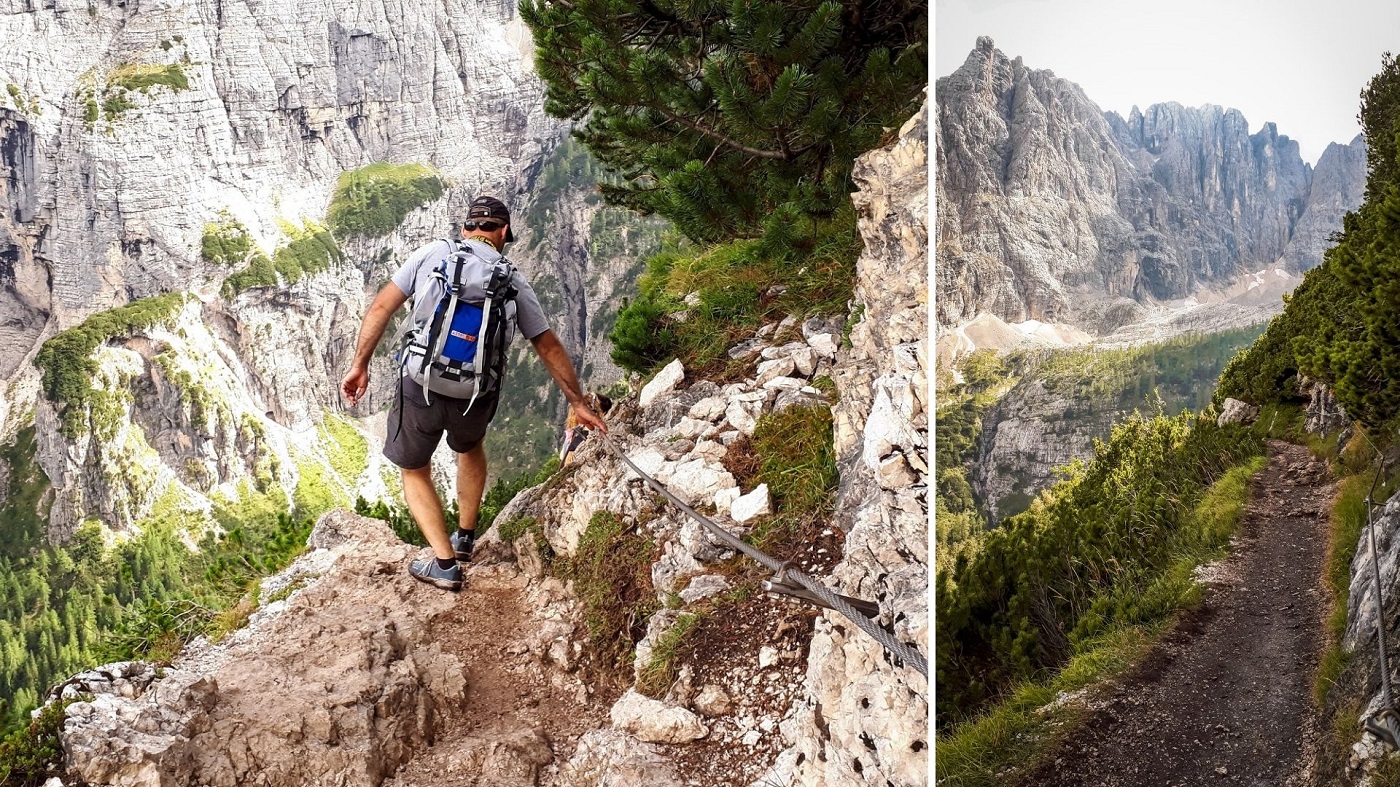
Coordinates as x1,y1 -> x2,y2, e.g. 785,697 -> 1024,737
1022,440 -> 1335,787
386,562 -> 609,787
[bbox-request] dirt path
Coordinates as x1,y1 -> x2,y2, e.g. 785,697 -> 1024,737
1022,440 -> 1335,787
386,563 -> 608,787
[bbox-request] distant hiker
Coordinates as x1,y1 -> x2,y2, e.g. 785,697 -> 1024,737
340,195 -> 606,592
559,393 -> 613,466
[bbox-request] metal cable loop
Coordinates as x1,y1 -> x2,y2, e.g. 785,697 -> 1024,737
600,428 -> 928,677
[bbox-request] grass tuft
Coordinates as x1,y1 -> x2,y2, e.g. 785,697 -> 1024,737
637,612 -> 703,698
557,511 -> 658,686
745,404 -> 837,557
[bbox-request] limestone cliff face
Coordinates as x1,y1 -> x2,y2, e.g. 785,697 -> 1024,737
936,37 -> 1367,333
973,377 -> 1113,524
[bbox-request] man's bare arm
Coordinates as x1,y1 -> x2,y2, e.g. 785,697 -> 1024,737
530,330 -> 607,431
341,283 -> 408,405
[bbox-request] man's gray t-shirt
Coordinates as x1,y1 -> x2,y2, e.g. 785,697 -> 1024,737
389,239 -> 550,340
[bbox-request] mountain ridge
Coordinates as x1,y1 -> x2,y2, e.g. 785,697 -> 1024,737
935,36 -> 1366,336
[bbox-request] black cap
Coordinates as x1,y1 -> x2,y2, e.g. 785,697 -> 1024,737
467,196 -> 515,243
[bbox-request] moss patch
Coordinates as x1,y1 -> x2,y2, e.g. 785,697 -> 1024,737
33,293 -> 185,437
328,162 -> 443,239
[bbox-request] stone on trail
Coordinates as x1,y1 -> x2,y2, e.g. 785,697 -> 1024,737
640,359 -> 686,407
730,484 -> 771,523
609,689 -> 709,743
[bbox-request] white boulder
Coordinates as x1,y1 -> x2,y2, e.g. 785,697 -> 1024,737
610,690 -> 709,743
640,360 -> 686,408
1217,398 -> 1261,427
730,484 -> 771,524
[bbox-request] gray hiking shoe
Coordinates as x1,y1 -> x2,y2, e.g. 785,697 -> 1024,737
450,529 -> 476,562
409,557 -> 463,592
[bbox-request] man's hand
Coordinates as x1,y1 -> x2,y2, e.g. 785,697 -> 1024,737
342,283 -> 408,407
571,401 -> 607,433
530,330 -> 608,433
342,365 -> 370,406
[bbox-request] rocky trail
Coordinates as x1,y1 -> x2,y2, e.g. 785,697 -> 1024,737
384,560 -> 607,787
1022,441 -> 1335,787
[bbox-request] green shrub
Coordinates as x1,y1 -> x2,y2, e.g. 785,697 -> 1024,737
100,597 -> 214,664
33,293 -> 185,436
202,217 -> 256,267
609,207 -> 860,377
221,252 -> 276,295
0,695 -> 84,786
328,163 -> 443,239
222,224 -> 339,296
273,225 -> 341,285
937,412 -> 1265,727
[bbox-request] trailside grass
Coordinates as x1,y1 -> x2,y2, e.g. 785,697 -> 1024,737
936,450 -> 1268,785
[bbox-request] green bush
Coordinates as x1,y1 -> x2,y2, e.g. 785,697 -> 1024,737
609,207 -> 860,377
201,217 -> 256,267
0,696 -> 83,786
33,293 -> 185,436
273,225 -> 341,285
222,224 -> 340,296
328,163 -> 443,239
937,412 -> 1265,727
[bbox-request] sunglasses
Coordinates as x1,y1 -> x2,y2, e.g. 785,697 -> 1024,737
463,220 -> 505,232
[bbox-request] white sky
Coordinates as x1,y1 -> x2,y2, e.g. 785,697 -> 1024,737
935,0 -> 1400,164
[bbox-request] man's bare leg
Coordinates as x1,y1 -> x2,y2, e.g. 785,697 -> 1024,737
456,443 -> 488,533
402,464 -> 454,560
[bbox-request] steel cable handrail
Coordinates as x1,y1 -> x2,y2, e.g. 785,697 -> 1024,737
599,428 -> 929,677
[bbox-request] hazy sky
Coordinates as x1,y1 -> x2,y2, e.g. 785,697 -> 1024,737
935,0 -> 1400,163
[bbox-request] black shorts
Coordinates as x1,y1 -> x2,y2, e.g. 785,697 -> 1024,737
383,377 -> 499,469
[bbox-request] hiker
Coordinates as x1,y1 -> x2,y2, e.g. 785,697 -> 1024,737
340,195 -> 606,592
559,393 -> 613,466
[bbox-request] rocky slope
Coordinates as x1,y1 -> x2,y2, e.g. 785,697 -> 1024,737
35,95 -> 929,787
935,36 -> 1367,334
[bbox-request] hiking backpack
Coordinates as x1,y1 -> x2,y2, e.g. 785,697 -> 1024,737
397,238 -> 519,412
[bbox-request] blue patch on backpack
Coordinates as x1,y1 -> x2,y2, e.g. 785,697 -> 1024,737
442,304 -> 484,363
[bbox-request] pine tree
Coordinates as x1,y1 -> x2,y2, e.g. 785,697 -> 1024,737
520,0 -> 927,242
